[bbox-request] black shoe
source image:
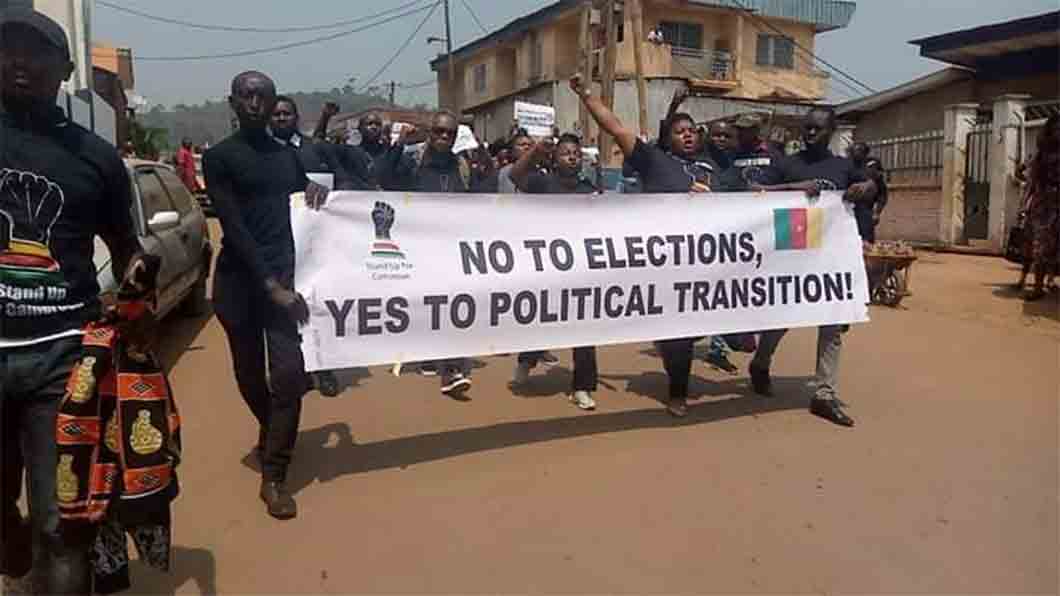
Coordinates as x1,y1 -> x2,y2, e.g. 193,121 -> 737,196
810,398 -> 854,427
315,371 -> 340,398
749,365 -> 773,396
260,481 -> 297,520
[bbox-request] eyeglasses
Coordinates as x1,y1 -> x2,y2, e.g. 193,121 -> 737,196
432,127 -> 458,138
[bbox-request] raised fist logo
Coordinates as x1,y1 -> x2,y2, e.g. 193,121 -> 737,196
0,169 -> 65,283
369,201 -> 405,260
372,201 -> 395,241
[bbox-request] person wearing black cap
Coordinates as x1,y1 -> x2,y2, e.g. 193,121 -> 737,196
0,7 -> 146,592
204,71 -> 328,520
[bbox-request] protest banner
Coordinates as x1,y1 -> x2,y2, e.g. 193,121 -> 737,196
515,101 -> 556,138
292,192 -> 870,371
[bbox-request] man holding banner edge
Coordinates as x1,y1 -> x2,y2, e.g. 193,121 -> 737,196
747,106 -> 877,427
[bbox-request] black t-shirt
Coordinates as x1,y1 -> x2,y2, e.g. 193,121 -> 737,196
716,145 -> 785,192
525,172 -> 598,195
775,149 -> 865,191
0,107 -> 136,342
627,139 -> 717,193
290,135 -> 372,191
204,129 -> 308,280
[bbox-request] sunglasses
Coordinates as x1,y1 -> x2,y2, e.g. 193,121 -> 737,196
432,127 -> 458,138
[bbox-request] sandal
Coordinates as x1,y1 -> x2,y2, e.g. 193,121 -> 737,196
667,398 -> 688,418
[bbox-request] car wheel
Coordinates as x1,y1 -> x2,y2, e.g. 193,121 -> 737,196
181,254 -> 211,317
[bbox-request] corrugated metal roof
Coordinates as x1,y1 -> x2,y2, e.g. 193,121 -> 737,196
692,0 -> 857,32
433,0 -> 856,68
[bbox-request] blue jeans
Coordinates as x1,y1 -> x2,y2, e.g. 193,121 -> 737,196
1,336 -> 92,592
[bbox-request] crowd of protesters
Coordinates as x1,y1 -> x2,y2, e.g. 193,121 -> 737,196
0,7 -> 911,593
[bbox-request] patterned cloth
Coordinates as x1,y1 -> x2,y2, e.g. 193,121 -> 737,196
53,262 -> 182,593
1027,185 -> 1059,269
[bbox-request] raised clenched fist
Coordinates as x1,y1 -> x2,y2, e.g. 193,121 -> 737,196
372,201 -> 395,240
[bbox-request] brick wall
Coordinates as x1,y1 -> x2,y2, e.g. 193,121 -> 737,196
876,183 -> 943,245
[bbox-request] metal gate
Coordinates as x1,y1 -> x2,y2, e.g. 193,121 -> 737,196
963,124 -> 992,241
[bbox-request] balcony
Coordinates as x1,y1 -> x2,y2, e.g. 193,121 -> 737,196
668,46 -> 740,90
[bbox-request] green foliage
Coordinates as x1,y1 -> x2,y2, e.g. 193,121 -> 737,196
140,88 -> 419,146
128,118 -> 169,159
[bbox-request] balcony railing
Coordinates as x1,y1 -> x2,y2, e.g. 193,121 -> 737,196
669,47 -> 738,83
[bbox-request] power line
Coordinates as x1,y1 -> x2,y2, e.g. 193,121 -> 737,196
133,3 -> 436,61
725,0 -> 876,95
459,0 -> 490,35
358,1 -> 442,92
97,0 -> 429,34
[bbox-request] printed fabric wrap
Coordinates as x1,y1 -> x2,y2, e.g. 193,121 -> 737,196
55,320 -> 182,528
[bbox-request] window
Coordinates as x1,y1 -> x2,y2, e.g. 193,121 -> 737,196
473,63 -> 487,94
659,21 -> 703,52
530,31 -> 543,79
756,34 -> 795,69
135,170 -> 176,223
155,168 -> 195,216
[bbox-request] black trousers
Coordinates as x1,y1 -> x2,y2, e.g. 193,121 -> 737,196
214,268 -> 308,483
519,347 -> 598,392
657,338 -> 696,399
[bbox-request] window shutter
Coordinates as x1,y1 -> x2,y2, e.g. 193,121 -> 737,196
775,37 -> 795,69
755,33 -> 771,65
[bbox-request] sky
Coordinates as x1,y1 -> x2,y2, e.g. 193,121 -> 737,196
92,0 -> 1058,109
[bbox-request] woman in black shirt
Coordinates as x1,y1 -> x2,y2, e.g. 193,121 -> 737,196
572,74 -> 718,417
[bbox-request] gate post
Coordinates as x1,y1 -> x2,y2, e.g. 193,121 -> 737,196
941,103 -> 980,246
990,94 -> 1031,254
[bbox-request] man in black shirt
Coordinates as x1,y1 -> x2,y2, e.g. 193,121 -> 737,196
357,111 -> 390,189
716,114 -> 785,192
748,107 -> 876,427
377,111 -> 484,396
573,74 -> 717,418
271,95 -> 373,194
0,9 -> 143,591
204,71 -> 327,519
508,135 -> 601,410
270,96 -> 373,399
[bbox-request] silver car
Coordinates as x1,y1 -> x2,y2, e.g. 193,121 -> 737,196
94,159 -> 212,317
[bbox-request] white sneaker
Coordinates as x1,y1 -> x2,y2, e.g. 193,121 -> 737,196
570,390 -> 596,410
540,351 -> 560,367
513,361 -> 532,385
441,373 -> 471,396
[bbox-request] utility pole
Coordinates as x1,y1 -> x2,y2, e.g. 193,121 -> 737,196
389,81 -> 396,106
629,0 -> 649,138
443,0 -> 455,85
577,1 -> 592,141
600,0 -> 618,166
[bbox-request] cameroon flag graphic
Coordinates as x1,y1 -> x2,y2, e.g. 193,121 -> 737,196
774,208 -> 824,250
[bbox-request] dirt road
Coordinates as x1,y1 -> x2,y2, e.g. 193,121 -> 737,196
15,248 -> 1059,594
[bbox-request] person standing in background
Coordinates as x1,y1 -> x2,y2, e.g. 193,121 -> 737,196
175,137 -> 201,193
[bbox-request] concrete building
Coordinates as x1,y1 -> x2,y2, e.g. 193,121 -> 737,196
836,11 -> 1059,252
430,0 -> 856,150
